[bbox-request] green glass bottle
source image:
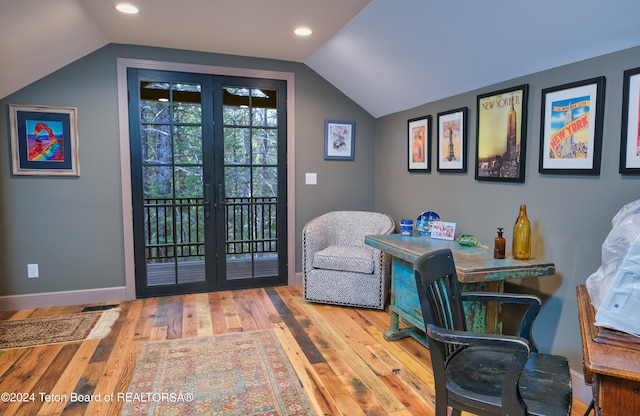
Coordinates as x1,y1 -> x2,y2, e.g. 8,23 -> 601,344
512,205 -> 531,260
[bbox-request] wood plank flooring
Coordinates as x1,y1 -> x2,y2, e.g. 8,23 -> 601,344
0,286 -> 588,416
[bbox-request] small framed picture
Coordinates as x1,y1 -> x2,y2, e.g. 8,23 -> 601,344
539,76 -> 605,175
620,67 -> 640,174
475,85 -> 529,183
9,104 -> 80,176
408,115 -> 431,172
324,119 -> 355,160
430,221 -> 456,241
437,107 -> 467,173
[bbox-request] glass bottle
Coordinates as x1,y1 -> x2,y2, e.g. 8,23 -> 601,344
512,205 -> 531,260
494,228 -> 505,259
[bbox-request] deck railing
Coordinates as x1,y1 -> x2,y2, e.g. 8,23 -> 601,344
144,197 -> 278,262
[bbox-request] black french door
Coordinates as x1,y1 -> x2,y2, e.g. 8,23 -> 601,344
128,69 -> 287,297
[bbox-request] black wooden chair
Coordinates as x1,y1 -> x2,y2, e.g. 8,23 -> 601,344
414,248 -> 572,416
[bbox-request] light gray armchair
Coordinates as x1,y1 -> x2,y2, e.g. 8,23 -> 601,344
302,211 -> 395,310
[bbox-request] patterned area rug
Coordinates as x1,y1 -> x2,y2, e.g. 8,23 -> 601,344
0,308 -> 120,349
121,329 -> 312,416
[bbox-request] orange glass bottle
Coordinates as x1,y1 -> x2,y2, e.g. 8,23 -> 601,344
512,205 -> 531,260
494,228 -> 506,259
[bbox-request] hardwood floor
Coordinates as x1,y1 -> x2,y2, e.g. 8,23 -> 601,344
0,286 -> 588,416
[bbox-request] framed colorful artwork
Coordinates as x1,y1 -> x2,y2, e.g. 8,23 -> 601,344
475,84 -> 529,182
9,104 -> 80,176
620,67 -> 640,174
324,119 -> 355,160
437,107 -> 467,173
408,115 -> 431,172
539,77 -> 605,175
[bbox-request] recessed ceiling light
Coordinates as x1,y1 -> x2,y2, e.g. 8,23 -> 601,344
116,3 -> 139,14
294,27 -> 312,36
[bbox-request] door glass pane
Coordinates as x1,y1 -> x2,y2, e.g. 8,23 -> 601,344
142,125 -> 172,164
140,79 -> 205,286
174,126 -> 202,164
252,128 -> 278,165
224,127 -> 251,165
223,86 -> 279,281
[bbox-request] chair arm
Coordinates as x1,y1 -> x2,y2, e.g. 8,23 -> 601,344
426,324 -> 531,354
460,292 -> 541,352
427,324 -> 531,414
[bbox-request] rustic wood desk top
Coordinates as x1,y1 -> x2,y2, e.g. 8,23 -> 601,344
365,234 -> 556,283
577,284 -> 640,383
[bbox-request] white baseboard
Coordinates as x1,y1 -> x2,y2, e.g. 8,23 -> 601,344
0,287 -> 129,311
571,368 -> 593,406
291,272 -> 303,286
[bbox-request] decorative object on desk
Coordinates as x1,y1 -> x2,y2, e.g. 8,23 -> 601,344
324,119 -> 355,160
455,234 -> 488,248
415,211 -> 440,235
539,76 -> 605,175
620,66 -> 640,174
494,227 -> 506,259
399,219 -> 414,236
475,84 -> 528,183
430,221 -> 456,240
408,115 -> 432,172
9,104 -> 80,176
512,204 -> 531,260
437,107 -> 467,173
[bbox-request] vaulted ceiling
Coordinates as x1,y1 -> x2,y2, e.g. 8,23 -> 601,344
2,0 -> 640,118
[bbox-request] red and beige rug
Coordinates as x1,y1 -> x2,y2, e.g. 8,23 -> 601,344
121,329 -> 312,416
0,308 -> 120,349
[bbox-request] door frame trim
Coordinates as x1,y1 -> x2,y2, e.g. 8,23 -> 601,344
116,58 -> 296,300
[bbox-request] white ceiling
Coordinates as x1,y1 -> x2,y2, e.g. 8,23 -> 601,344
2,0 -> 640,118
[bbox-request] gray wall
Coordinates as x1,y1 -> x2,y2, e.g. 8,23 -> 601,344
0,44 -> 376,295
374,46 -> 640,369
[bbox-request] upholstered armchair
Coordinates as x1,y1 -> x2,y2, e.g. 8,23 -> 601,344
302,211 -> 395,310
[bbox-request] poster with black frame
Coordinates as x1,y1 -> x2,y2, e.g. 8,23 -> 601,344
407,115 -> 431,172
437,107 -> 467,173
539,77 -> 605,175
620,67 -> 640,174
475,84 -> 528,183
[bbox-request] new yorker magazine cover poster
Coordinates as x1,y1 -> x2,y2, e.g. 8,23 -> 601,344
540,77 -> 605,175
475,85 -> 528,183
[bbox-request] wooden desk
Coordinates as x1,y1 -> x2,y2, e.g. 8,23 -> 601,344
577,285 -> 640,416
364,234 -> 556,346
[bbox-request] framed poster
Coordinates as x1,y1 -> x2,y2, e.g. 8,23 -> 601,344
9,104 -> 80,176
620,67 -> 640,174
539,77 -> 605,175
475,84 -> 528,182
324,119 -> 355,160
408,115 -> 431,172
437,107 -> 467,173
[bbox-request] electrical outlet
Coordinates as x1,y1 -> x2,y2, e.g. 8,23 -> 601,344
27,264 -> 39,278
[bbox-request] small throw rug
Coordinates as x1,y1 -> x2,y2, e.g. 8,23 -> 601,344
0,308 -> 120,349
121,329 -> 312,416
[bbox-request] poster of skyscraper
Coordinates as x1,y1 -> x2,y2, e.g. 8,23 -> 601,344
437,107 -> 467,173
475,84 -> 529,182
620,67 -> 640,174
539,77 -> 605,175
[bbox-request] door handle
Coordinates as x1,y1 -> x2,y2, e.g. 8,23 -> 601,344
204,183 -> 211,218
217,183 -> 225,211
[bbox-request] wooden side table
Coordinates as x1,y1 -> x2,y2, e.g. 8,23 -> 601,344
577,285 -> 640,415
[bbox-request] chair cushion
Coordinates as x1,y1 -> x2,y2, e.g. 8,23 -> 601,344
313,245 -> 375,274
446,347 -> 572,416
